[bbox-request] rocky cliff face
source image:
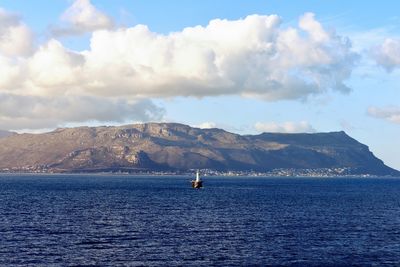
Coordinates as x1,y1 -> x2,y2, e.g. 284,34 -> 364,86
0,123 -> 397,175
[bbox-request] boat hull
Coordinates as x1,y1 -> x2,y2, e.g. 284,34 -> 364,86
191,180 -> 203,189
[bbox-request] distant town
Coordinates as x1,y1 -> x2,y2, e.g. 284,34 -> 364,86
0,166 -> 385,177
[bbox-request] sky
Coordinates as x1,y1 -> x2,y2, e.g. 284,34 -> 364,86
0,0 -> 400,169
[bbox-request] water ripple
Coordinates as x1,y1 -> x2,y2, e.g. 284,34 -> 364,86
1,175 -> 400,266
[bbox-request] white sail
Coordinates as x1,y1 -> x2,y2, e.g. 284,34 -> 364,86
196,170 -> 201,182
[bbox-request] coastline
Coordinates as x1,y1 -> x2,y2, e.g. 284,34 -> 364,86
1,169 -> 399,178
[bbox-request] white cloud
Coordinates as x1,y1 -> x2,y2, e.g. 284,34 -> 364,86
299,12 -> 330,43
53,0 -> 113,36
27,39 -> 85,93
195,122 -> 217,129
371,38 -> 400,71
2,13 -> 358,99
254,121 -> 316,133
368,106 -> 400,124
0,9 -> 359,130
0,56 -> 24,90
0,8 -> 33,57
80,13 -> 353,99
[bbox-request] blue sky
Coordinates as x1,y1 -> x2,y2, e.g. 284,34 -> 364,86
0,0 -> 400,169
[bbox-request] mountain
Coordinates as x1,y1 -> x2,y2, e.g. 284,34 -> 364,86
0,130 -> 15,139
0,123 -> 397,175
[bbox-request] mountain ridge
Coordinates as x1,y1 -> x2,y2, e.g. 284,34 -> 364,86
0,123 -> 397,176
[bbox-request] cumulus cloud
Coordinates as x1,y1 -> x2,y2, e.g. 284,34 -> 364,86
0,8 -> 33,57
2,12 -> 358,99
71,12 -> 355,100
254,121 -> 316,133
371,38 -> 400,71
368,106 -> 400,124
0,8 -> 358,130
52,0 -> 113,36
44,12 -> 357,100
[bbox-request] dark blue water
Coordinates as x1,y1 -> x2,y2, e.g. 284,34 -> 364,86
1,175 -> 400,266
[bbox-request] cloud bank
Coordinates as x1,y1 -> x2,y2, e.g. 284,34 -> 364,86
0,4 -> 358,130
0,93 -> 164,130
4,12 -> 358,99
254,121 -> 316,133
74,12 -> 355,100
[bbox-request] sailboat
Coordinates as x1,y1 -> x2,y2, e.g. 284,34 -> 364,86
191,170 -> 203,189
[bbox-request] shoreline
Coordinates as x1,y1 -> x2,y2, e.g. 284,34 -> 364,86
0,171 -> 399,179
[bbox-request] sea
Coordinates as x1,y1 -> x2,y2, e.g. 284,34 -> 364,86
1,174 -> 400,266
